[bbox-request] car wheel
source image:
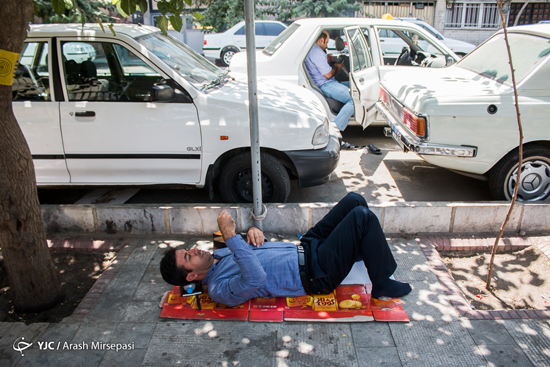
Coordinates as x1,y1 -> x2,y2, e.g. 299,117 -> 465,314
219,152 -> 291,203
221,47 -> 238,67
489,145 -> 550,201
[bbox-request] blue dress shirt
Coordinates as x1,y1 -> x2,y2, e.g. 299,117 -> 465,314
304,43 -> 335,87
202,235 -> 306,306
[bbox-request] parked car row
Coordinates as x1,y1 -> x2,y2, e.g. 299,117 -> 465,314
14,24 -> 339,204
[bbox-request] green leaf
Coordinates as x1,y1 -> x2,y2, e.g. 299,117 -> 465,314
193,11 -> 204,20
98,17 -> 105,33
108,23 -> 116,36
157,1 -> 169,15
169,14 -> 183,32
170,0 -> 184,13
157,15 -> 169,35
111,0 -> 120,4
121,0 -> 136,15
184,0 -> 192,6
116,1 -> 128,17
52,0 -> 66,16
137,0 -> 148,14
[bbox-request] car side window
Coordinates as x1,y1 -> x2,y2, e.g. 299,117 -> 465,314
348,28 -> 371,71
13,42 -> 51,101
234,24 -> 266,36
62,41 -> 164,102
264,23 -> 285,36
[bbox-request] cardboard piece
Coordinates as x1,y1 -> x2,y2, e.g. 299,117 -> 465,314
160,284 -> 409,323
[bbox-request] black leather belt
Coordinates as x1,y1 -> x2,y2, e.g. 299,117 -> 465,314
297,245 -> 312,294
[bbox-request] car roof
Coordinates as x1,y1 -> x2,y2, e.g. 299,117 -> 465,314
292,17 -> 412,27
506,23 -> 550,36
27,23 -> 159,39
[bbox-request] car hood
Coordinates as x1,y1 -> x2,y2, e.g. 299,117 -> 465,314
380,66 -> 512,111
210,77 -> 327,121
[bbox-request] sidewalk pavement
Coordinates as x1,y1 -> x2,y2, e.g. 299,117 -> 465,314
1,234 -> 549,367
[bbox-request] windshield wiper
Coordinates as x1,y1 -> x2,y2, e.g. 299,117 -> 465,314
201,70 -> 231,91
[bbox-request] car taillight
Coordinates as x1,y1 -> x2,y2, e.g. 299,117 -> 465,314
204,40 -> 207,45
402,107 -> 426,138
379,87 -> 387,104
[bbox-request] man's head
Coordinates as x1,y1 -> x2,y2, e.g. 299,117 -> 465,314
160,247 -> 214,285
316,30 -> 330,50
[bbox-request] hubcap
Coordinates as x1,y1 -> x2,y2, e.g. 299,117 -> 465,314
507,159 -> 550,201
232,168 -> 274,202
223,51 -> 235,65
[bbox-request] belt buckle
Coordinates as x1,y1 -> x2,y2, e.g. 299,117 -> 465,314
297,245 -> 305,266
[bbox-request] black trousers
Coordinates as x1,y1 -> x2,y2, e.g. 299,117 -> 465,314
302,193 -> 397,293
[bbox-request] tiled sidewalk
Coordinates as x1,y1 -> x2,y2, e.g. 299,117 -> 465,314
0,234 -> 549,367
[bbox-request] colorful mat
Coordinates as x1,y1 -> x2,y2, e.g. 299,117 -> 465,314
160,284 -> 409,322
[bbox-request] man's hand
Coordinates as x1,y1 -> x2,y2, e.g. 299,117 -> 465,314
217,210 -> 236,242
247,227 -> 264,247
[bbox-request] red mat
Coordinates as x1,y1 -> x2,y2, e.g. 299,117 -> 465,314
160,284 -> 409,322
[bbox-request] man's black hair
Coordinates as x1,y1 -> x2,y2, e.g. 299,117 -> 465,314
160,248 -> 188,285
317,31 -> 329,42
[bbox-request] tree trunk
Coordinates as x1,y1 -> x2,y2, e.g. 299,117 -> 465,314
0,0 -> 64,313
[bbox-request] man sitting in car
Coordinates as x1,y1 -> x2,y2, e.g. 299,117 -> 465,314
304,30 -> 354,132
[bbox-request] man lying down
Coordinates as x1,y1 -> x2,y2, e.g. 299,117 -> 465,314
160,193 -> 411,306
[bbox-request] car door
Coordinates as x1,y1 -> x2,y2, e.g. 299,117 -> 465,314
57,38 -> 202,184
343,27 -> 379,128
12,39 -> 70,183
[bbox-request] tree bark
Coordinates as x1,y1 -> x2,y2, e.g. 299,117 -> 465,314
0,0 -> 64,312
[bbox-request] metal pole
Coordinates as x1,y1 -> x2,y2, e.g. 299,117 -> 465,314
244,0 -> 263,229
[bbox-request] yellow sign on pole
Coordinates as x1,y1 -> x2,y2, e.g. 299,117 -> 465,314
0,49 -> 20,86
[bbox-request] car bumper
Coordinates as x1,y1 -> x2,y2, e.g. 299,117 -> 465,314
286,132 -> 340,188
203,49 -> 220,60
375,102 -> 477,157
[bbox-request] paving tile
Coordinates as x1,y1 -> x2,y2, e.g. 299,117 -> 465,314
463,320 -> 516,345
402,280 -> 459,322
351,323 -> 395,348
36,323 -> 81,344
71,322 -> 117,345
502,319 -> 550,366
16,349 -> 105,367
132,266 -> 170,302
356,347 -> 402,367
0,323 -> 48,367
112,322 -> 156,349
121,301 -> 162,323
392,248 -> 438,283
477,344 -> 534,367
123,241 -> 159,266
390,321 -> 486,367
143,321 -> 279,366
98,349 -> 147,367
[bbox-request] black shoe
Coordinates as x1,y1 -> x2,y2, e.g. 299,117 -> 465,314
367,144 -> 382,155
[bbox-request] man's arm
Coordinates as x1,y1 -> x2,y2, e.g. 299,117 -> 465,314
323,63 -> 343,79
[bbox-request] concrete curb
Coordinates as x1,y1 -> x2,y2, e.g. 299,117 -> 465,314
41,201 -> 550,236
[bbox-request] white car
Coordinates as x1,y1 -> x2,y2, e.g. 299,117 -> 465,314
230,18 -> 460,129
203,20 -> 287,66
397,18 -> 476,57
377,24 -> 550,201
13,24 -> 339,203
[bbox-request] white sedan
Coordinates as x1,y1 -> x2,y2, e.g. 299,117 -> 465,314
230,18 -> 460,129
377,24 -> 550,201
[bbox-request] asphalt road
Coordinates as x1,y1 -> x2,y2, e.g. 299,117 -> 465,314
37,126 -> 495,205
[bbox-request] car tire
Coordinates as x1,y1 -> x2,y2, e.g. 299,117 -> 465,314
488,145 -> 550,201
221,47 -> 238,67
219,152 -> 291,203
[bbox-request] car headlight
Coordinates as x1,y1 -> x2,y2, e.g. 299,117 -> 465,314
312,118 -> 329,146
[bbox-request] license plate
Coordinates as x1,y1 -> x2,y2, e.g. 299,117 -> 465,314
391,129 -> 406,151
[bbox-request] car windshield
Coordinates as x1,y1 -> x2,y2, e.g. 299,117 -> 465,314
136,32 -> 224,90
263,23 -> 300,56
456,32 -> 550,85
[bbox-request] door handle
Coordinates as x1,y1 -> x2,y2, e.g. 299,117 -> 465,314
75,111 -> 95,117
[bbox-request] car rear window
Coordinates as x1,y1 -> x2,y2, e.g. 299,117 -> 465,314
457,32 -> 550,85
263,23 -> 300,56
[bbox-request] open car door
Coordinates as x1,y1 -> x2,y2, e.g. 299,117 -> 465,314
343,26 -> 379,128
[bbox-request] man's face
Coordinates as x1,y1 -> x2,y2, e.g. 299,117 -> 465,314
318,31 -> 330,51
175,248 -> 214,280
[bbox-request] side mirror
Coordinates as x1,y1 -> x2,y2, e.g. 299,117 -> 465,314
152,84 -> 175,102
446,56 -> 456,67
